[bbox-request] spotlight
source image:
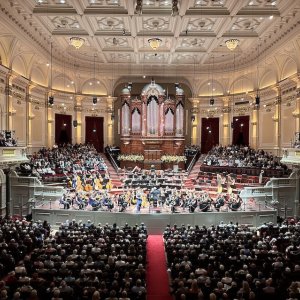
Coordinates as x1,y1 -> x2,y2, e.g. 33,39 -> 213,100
172,0 -> 179,16
73,120 -> 78,128
255,95 -> 260,105
128,82 -> 133,90
48,96 -> 54,105
191,115 -> 195,122
175,82 -> 179,88
210,98 -> 214,106
111,113 -> 115,121
93,97 -> 97,104
135,0 -> 142,15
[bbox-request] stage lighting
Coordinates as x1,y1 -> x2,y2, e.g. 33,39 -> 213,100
93,97 -> 97,104
210,98 -> 214,106
48,96 -> 54,105
73,120 -> 78,128
255,95 -> 260,106
175,82 -> 179,88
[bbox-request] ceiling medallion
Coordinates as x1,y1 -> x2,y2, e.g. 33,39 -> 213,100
148,38 -> 162,51
70,37 -> 85,49
225,39 -> 239,51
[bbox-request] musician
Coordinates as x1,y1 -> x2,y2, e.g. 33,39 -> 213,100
198,192 -> 211,212
259,170 -> 264,184
136,189 -> 142,213
228,194 -> 243,211
216,173 -> 223,193
74,193 -> 84,210
214,193 -> 226,211
226,174 -> 235,195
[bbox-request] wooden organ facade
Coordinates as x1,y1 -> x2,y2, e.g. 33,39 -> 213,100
120,81 -> 185,170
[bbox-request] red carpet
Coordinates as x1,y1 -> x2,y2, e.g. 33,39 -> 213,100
146,235 -> 172,300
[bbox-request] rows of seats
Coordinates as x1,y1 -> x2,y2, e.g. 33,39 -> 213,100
164,222 -> 300,300
0,219 -> 147,300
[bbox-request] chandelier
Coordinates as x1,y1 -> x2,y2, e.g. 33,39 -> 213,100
225,39 -> 239,51
70,37 -> 85,49
148,38 -> 162,51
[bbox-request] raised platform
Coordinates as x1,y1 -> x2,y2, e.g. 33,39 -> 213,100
32,208 -> 277,234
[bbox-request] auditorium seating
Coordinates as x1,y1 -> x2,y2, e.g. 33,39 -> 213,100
164,222 -> 300,300
0,219 -> 147,300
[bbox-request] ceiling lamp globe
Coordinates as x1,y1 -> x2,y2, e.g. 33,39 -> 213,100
225,39 -> 239,51
70,37 -> 85,49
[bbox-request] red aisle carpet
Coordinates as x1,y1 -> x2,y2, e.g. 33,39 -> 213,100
146,235 -> 173,300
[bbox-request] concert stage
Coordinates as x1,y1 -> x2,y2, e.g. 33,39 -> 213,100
32,207 -> 277,234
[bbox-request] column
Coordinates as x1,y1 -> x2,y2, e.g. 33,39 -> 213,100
251,100 -> 259,149
46,91 -> 54,148
5,73 -> 12,131
74,96 -> 82,144
189,98 -> 199,145
106,96 -> 117,146
273,85 -> 281,156
295,81 -> 300,133
26,84 -> 35,148
222,98 -> 230,146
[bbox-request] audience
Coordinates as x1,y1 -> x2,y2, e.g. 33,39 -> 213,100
164,221 -> 300,300
30,144 -> 108,178
203,145 -> 288,173
0,218 -> 147,300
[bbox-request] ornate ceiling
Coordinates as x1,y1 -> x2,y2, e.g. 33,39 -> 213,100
0,0 -> 299,95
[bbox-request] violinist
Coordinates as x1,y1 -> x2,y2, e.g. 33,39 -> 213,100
214,193 -> 226,211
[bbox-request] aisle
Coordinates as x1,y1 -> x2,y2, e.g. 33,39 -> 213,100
146,235 -> 173,300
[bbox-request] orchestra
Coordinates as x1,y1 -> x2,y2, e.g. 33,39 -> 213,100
59,164 -> 245,214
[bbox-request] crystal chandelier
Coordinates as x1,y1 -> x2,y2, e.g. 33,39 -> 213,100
70,37 -> 85,49
148,38 -> 162,51
225,39 -> 239,51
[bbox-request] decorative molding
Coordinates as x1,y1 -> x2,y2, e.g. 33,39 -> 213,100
272,115 -> 279,122
292,111 -> 300,118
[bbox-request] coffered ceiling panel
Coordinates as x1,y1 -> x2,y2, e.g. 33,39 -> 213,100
0,0 -> 298,75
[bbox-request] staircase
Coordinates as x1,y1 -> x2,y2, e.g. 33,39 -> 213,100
100,154 -> 123,188
183,155 -> 204,189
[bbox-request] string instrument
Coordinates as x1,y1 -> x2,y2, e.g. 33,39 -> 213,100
94,178 -> 102,190
76,176 -> 84,192
141,193 -> 148,208
228,195 -> 242,211
214,194 -> 226,211
106,180 -> 113,190
85,183 -> 93,192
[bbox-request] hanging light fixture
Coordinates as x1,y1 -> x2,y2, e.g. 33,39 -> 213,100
48,41 -> 54,105
210,55 -> 215,106
70,37 -> 85,49
225,38 -> 239,51
92,53 -> 97,104
148,38 -> 162,51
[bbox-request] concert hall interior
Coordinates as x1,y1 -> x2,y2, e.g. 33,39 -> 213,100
0,0 -> 300,299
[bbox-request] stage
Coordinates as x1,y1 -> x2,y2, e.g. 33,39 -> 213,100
32,206 -> 277,234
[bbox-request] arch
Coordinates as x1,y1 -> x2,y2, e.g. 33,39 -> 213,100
198,79 -> 224,96
229,76 -> 254,94
11,55 -> 27,77
260,69 -> 277,89
0,41 -> 8,67
31,65 -> 47,86
52,73 -> 76,93
280,57 -> 297,80
81,78 -> 108,95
